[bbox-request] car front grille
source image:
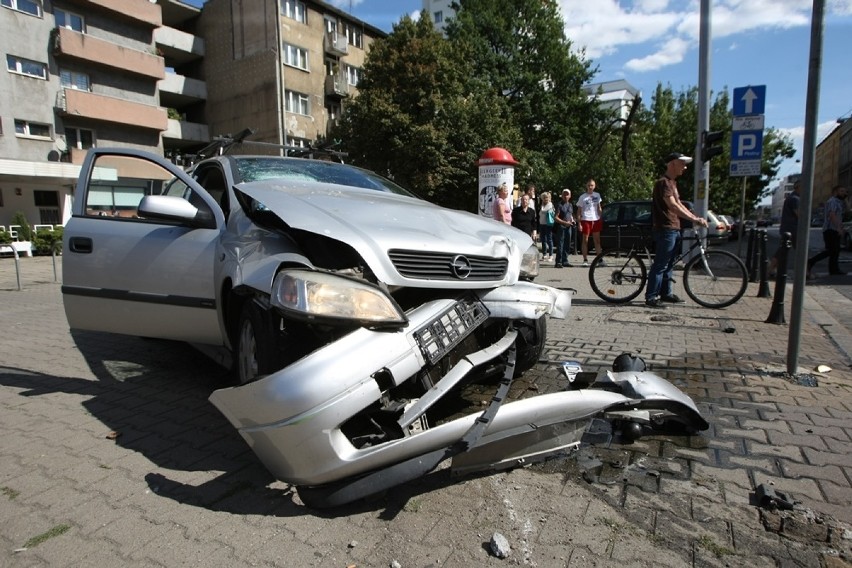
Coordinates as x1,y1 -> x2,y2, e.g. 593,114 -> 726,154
414,296 -> 490,365
388,249 -> 508,281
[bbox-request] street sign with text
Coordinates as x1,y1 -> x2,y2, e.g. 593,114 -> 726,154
730,85 -> 766,177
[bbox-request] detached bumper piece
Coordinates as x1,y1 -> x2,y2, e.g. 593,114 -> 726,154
298,363 -> 708,508
298,345 -> 519,509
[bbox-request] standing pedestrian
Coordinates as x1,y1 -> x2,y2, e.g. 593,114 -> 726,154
807,185 -> 848,278
493,182 -> 512,224
644,153 -> 708,308
577,178 -> 603,266
538,192 -> 555,261
511,195 -> 538,240
554,188 -> 576,268
768,180 -> 801,277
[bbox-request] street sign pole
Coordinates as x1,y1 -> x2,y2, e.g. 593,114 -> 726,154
788,0 -> 825,376
694,0 -> 711,219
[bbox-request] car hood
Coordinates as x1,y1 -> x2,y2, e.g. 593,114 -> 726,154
235,179 -> 532,287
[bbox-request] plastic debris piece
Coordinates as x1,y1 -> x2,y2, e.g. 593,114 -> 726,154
816,364 -> 832,373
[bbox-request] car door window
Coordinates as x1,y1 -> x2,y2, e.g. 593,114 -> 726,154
83,154 -> 213,221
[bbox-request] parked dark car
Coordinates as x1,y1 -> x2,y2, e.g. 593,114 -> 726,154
599,200 -> 695,252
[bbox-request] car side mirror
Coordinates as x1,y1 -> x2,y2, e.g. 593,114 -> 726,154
138,195 -> 216,229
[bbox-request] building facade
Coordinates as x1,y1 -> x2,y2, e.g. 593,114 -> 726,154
1,0 -> 169,231
422,0 -> 453,35
0,0 -> 383,234
200,0 -> 384,154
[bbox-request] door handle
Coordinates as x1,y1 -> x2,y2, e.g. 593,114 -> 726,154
69,237 -> 93,254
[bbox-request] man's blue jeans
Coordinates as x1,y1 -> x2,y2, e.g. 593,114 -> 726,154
645,229 -> 681,300
556,225 -> 574,265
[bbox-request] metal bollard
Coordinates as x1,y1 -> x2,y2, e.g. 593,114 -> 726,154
766,232 -> 792,323
746,228 -> 757,282
757,230 -> 771,297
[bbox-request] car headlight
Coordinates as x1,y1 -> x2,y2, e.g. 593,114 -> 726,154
519,244 -> 540,278
270,269 -> 407,327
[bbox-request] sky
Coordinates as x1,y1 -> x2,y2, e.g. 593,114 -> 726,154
187,1 -> 852,187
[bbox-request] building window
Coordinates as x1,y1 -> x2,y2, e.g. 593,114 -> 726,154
434,11 -> 443,24
34,190 -> 59,207
14,119 -> 51,138
6,55 -> 47,79
66,127 -> 94,150
60,69 -> 90,90
288,137 -> 309,149
325,16 -> 338,35
283,43 -> 309,71
1,0 -> 41,17
282,0 -> 306,24
55,8 -> 84,32
345,65 -> 360,87
343,23 -> 363,49
285,90 -> 310,116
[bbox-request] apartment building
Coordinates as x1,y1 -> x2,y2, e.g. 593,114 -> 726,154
199,0 -> 384,154
0,0 -> 167,230
156,0 -> 209,164
422,0 -> 452,35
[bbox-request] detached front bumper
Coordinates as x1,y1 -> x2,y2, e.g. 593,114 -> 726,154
209,282 -> 705,490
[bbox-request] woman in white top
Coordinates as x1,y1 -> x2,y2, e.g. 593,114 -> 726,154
538,192 -> 555,260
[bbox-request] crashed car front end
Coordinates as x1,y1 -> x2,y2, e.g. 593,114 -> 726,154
209,179 -> 707,507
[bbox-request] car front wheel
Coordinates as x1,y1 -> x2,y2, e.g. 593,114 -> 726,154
236,300 -> 282,385
513,316 -> 546,377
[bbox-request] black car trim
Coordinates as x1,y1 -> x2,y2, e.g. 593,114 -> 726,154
61,285 -> 216,309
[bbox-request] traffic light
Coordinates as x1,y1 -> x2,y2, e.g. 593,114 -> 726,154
701,130 -> 725,162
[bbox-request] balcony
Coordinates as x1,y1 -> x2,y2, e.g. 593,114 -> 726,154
53,28 -> 164,80
324,75 -> 349,98
154,26 -> 205,66
57,89 -> 168,132
62,0 -> 161,27
163,119 -> 210,145
159,71 -> 207,107
323,31 -> 348,56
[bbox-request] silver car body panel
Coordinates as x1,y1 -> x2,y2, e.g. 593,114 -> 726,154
234,181 -> 532,288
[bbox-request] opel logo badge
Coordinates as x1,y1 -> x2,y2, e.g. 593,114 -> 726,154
450,255 -> 472,279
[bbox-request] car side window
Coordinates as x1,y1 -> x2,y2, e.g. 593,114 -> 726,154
601,205 -> 620,224
193,166 -> 229,215
83,154 -> 167,218
83,154 -> 213,221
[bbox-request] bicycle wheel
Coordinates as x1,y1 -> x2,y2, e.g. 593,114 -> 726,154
683,249 -> 748,308
588,250 -> 646,303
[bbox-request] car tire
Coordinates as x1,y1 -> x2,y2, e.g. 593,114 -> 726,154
513,316 -> 546,377
235,300 -> 283,385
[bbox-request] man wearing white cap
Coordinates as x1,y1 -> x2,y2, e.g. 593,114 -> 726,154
644,153 -> 708,308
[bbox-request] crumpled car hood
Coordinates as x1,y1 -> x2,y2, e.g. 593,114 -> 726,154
236,179 -> 533,286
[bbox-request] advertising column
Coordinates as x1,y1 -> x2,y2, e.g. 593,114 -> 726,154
476,148 -> 520,219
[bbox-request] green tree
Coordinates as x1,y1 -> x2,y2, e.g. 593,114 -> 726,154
445,0 -> 605,191
334,15 -> 521,210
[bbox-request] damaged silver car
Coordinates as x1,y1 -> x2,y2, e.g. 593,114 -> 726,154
62,146 -> 707,508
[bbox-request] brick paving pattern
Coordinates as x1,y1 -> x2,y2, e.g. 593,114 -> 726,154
1,254 -> 851,567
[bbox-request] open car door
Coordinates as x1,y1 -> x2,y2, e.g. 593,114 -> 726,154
62,149 -> 226,345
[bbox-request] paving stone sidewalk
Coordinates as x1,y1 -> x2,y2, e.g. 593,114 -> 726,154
1,255 -> 851,568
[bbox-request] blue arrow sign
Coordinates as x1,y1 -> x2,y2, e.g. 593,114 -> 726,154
733,85 -> 766,116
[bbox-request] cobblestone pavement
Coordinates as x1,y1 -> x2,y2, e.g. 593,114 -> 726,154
1,254 -> 851,567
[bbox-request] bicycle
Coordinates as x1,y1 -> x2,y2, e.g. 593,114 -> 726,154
588,224 -> 749,308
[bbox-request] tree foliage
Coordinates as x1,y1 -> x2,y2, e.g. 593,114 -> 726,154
333,15 -> 521,210
334,3 -> 795,217
445,0 -> 604,191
